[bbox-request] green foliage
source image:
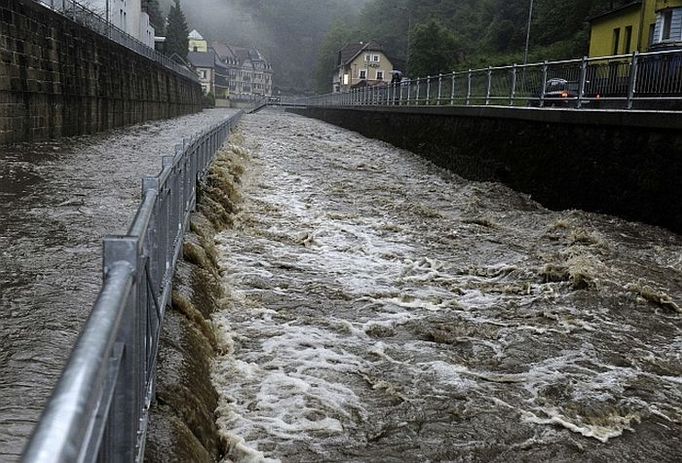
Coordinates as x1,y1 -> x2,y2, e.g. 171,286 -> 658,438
314,21 -> 358,93
143,0 -> 165,35
202,91 -> 216,108
165,0 -> 189,60
408,20 -> 461,76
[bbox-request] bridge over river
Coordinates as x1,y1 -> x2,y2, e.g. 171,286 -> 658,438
1,109 -> 681,462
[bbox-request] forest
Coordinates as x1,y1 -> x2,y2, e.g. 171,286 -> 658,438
315,0 -> 639,92
154,0 -> 637,94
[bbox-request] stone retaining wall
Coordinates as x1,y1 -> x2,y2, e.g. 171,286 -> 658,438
0,0 -> 203,143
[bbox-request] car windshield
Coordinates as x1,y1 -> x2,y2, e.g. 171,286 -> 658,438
545,80 -> 580,93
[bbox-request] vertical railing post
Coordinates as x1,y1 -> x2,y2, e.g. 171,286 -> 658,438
426,76 -> 431,104
416,79 -> 421,104
437,73 -> 443,105
627,51 -> 639,110
466,70 -> 472,106
510,64 -> 517,106
485,66 -> 492,105
577,56 -> 588,109
540,61 -> 548,107
406,80 -> 411,105
102,236 -> 141,463
451,73 -> 456,105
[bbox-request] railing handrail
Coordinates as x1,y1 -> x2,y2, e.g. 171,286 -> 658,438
33,0 -> 199,83
22,110 -> 244,462
300,48 -> 682,111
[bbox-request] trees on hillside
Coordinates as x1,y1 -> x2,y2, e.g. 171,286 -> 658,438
165,0 -> 189,60
142,0 -> 165,35
315,0 -> 643,84
408,20 -> 461,77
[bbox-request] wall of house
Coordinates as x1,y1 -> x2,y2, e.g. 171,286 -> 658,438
347,52 -> 393,87
653,3 -> 682,45
589,8 -> 647,56
0,0 -> 203,144
288,106 -> 682,234
190,38 -> 208,53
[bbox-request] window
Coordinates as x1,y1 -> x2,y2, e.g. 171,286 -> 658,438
343,73 -> 349,85
193,46 -> 198,52
624,26 -> 633,54
649,23 -> 656,45
359,69 -> 367,79
373,54 -> 380,62
662,10 -> 673,40
376,70 -> 384,80
199,70 -> 207,79
612,27 -> 621,55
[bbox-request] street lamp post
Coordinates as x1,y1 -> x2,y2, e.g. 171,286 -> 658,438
523,0 -> 534,66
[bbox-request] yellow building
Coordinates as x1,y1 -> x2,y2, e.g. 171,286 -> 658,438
589,0 -> 682,57
189,29 -> 209,53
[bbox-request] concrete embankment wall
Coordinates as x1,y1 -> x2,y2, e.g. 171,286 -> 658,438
288,106 -> 682,234
0,0 -> 203,144
145,142 -> 247,463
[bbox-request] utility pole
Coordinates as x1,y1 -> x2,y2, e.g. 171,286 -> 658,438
523,0 -> 534,66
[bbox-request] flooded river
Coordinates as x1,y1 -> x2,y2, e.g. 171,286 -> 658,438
213,110 -> 682,462
0,109 -> 236,461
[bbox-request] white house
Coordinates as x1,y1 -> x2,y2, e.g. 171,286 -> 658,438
84,0 -> 155,48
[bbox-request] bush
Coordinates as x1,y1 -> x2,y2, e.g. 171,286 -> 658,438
202,92 -> 216,108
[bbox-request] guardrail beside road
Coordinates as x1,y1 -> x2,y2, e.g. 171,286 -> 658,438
300,49 -> 682,110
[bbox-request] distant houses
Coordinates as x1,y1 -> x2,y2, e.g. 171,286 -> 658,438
186,29 -> 273,105
333,41 -> 394,93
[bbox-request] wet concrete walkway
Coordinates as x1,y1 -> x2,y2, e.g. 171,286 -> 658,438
0,108 -> 236,461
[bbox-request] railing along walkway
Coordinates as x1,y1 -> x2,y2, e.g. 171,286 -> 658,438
34,0 -> 198,83
303,49 -> 682,110
21,111 -> 243,463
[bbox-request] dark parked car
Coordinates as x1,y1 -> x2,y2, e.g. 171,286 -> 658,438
530,78 -> 600,108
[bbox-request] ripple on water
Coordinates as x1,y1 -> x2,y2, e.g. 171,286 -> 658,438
212,111 -> 682,462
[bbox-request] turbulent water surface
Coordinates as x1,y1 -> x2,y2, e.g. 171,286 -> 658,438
213,110 -> 682,462
0,109 -> 236,461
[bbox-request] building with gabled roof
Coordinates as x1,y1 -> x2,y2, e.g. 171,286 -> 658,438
334,41 -> 394,93
211,42 -> 273,99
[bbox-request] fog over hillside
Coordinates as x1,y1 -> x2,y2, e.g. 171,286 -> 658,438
160,0 -> 370,93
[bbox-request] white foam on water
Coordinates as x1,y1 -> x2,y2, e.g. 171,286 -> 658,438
208,113 -> 682,461
521,407 -> 641,443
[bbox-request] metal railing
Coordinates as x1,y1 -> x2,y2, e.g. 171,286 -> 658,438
22,111 -> 243,463
34,0 -> 199,83
301,48 -> 682,110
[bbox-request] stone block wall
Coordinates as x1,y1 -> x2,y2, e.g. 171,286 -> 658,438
290,106 -> 682,234
0,0 -> 203,144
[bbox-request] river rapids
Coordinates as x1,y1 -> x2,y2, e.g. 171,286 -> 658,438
211,110 -> 681,462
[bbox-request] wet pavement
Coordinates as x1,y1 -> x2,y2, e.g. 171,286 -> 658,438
213,110 -> 682,462
0,108 -> 237,462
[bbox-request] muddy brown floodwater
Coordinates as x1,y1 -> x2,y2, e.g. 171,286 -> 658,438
212,110 -> 681,463
0,109 -> 237,462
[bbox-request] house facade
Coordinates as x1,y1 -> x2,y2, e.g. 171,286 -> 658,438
211,42 -> 273,99
186,31 -> 230,103
589,0 -> 682,57
85,0 -> 155,48
334,41 -> 394,93
186,31 -> 273,102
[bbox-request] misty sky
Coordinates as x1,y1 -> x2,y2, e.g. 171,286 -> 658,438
161,0 -> 370,91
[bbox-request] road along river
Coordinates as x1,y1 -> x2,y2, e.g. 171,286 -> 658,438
212,110 -> 681,462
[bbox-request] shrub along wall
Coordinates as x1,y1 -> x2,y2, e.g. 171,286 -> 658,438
0,0 -> 203,144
